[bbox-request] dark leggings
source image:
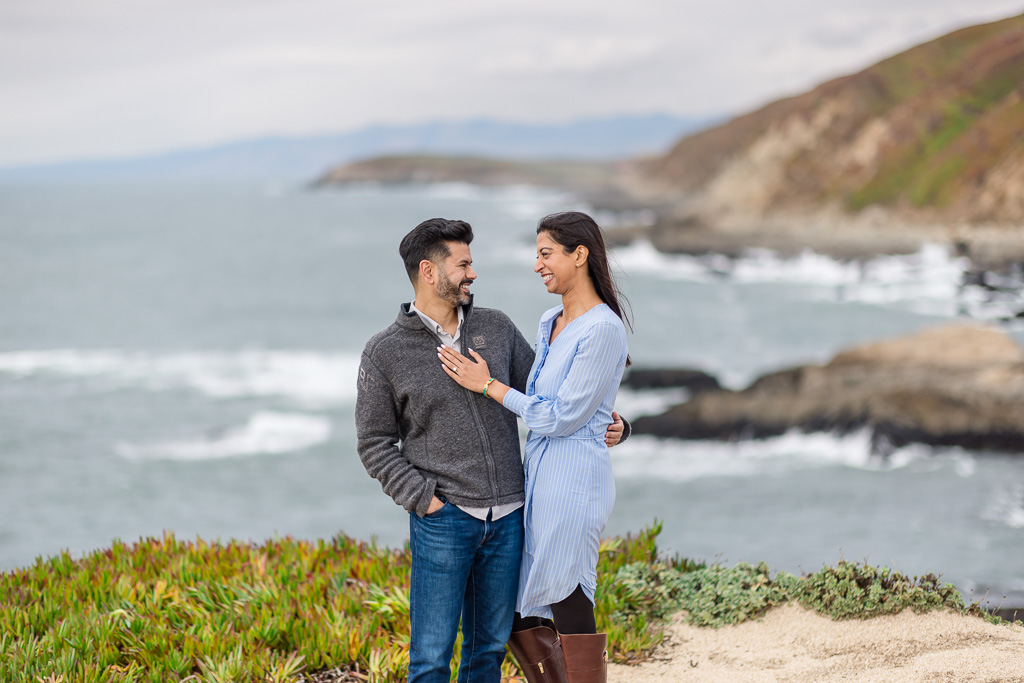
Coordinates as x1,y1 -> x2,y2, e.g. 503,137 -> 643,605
511,584 -> 596,635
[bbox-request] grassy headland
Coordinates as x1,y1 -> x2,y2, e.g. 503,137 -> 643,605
311,155 -> 624,193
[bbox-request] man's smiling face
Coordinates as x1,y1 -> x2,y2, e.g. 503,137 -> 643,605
435,241 -> 476,307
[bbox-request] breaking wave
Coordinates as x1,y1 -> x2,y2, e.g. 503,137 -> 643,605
610,241 -> 1024,323
0,349 -> 359,407
981,483 -> 1024,529
115,411 -> 331,461
611,430 -> 975,482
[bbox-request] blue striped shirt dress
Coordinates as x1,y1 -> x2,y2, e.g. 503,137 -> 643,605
502,303 -> 629,619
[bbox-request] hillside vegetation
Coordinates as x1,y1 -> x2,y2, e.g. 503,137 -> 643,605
642,13 -> 1024,225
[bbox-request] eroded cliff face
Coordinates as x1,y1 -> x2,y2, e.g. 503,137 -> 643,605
641,13 -> 1024,230
977,142 -> 1024,222
700,95 -> 862,217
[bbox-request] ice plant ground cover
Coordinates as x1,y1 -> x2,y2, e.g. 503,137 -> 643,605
0,522 -> 1000,682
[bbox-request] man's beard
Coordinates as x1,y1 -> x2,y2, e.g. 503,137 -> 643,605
437,269 -> 471,307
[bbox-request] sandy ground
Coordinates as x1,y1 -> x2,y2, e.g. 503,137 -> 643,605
607,605 -> 1024,682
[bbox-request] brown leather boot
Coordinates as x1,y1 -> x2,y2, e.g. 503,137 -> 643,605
507,625 -> 568,683
559,632 -> 607,683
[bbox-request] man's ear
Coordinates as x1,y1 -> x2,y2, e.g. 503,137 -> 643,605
418,259 -> 435,284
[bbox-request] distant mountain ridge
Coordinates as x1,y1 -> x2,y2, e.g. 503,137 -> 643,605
0,114 -> 715,182
640,12 -> 1024,225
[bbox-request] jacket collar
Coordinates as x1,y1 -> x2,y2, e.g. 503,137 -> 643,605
396,295 -> 474,331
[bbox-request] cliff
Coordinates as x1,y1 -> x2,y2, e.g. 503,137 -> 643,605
632,13 -> 1024,265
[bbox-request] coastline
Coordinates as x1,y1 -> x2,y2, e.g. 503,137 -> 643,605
600,208 -> 1024,273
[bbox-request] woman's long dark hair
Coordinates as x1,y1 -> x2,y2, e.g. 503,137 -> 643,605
537,211 -> 632,365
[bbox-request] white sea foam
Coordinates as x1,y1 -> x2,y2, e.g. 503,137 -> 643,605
0,349 -> 359,407
981,483 -> 1024,529
614,387 -> 691,419
614,240 -> 967,287
609,240 -> 719,281
609,240 -> 1024,322
730,248 -> 866,285
116,411 -> 331,461
611,429 -> 946,482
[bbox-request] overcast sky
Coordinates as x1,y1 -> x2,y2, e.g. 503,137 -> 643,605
1,0 -> 1021,166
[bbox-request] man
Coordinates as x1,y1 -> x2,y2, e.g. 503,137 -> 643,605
355,218 -> 625,683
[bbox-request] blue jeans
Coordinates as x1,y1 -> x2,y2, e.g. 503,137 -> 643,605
408,501 -> 523,683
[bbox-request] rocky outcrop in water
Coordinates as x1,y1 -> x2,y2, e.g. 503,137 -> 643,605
631,324 -> 1024,453
622,368 -> 721,393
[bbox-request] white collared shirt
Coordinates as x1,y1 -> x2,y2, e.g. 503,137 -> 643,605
410,301 -> 464,349
409,301 -> 523,522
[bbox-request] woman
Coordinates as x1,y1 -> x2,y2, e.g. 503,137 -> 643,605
438,211 -> 630,683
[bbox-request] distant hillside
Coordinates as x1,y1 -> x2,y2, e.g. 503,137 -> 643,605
0,114 -> 714,182
640,12 -> 1024,227
313,155 -> 623,192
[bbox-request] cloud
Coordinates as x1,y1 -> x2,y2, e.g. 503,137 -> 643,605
0,0 -> 1021,165
478,37 -> 661,75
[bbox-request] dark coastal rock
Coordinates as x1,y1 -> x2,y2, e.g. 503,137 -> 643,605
622,368 -> 721,394
631,325 -> 1024,453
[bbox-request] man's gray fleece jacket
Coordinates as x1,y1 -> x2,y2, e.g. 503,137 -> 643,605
356,299 -> 534,517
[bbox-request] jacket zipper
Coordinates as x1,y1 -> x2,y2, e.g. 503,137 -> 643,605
460,310 -> 501,507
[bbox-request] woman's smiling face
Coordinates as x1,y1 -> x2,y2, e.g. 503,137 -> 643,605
535,231 -> 581,295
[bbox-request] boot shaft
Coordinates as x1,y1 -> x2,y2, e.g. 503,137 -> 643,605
507,626 -> 568,683
559,632 -> 607,683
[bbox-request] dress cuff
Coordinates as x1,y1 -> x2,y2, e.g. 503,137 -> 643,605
502,387 -> 529,417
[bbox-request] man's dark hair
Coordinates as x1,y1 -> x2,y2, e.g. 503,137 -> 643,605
399,218 -> 474,283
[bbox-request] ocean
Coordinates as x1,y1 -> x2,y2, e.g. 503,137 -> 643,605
2,180 -> 1023,606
